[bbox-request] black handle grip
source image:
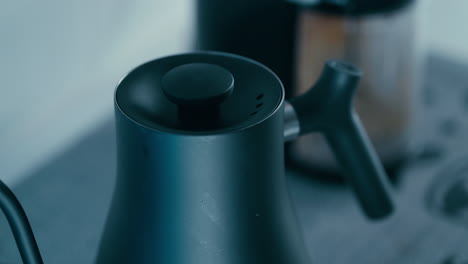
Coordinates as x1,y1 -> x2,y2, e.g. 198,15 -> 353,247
289,60 -> 394,219
324,112 -> 393,218
0,180 -> 43,264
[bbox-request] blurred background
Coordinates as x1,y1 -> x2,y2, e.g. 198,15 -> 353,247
1,0 -> 467,186
1,0 -> 468,263
0,0 -> 195,185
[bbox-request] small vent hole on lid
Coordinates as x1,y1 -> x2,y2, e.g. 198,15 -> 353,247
256,102 -> 264,108
250,111 -> 258,116
256,93 -> 264,100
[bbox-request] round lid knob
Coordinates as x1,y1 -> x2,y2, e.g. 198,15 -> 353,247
162,63 -> 234,107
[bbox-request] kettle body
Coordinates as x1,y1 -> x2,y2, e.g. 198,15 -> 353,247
93,51 -> 393,263
96,103 -> 310,263
95,51 -> 311,263
93,50 -> 395,263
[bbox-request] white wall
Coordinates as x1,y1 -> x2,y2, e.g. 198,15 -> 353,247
0,0 -> 193,185
425,0 -> 468,63
0,0 -> 466,186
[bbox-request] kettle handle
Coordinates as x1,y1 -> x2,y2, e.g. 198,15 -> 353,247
288,60 -> 394,219
0,179 -> 43,263
323,111 -> 393,219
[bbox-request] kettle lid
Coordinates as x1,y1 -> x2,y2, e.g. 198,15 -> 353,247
115,51 -> 284,134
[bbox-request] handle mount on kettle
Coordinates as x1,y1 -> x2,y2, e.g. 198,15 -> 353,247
286,60 -> 394,219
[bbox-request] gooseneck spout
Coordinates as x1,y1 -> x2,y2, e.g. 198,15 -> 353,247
286,60 -> 394,219
0,180 -> 43,264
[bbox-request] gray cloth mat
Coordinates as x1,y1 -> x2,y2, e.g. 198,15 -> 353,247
1,55 -> 468,263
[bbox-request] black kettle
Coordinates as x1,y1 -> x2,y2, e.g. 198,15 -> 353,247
0,51 -> 392,263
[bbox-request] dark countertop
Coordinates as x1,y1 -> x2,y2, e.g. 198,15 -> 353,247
1,55 -> 468,263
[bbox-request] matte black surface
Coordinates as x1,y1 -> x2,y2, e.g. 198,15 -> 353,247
100,52 -> 311,263
96,104 -> 310,263
162,63 -> 235,130
289,61 -> 393,218
103,53 -> 392,263
162,63 -> 234,106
